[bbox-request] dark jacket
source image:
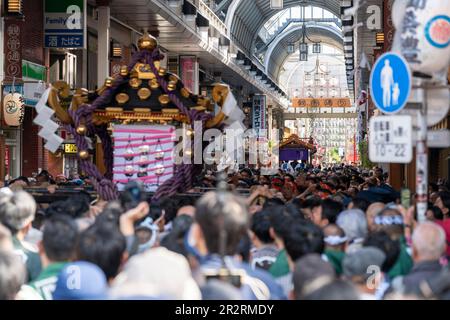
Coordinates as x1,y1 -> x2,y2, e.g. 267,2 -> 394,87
402,260 -> 443,294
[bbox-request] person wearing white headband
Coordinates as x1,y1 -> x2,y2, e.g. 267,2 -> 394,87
323,224 -> 348,276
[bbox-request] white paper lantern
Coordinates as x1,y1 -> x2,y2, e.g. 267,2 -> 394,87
3,93 -> 24,127
398,0 -> 450,74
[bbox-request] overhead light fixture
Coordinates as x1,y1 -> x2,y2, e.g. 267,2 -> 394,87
5,0 -> 23,15
312,43 -> 321,54
376,32 -> 385,46
111,42 -> 122,59
300,51 -> 308,61
287,42 -> 295,54
297,6 -> 320,61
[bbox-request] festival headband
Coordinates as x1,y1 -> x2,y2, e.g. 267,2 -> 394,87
374,215 -> 404,226
324,235 -> 348,246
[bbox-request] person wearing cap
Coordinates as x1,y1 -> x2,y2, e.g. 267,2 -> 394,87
53,261 -> 108,300
0,191 -> 41,281
342,247 -> 386,300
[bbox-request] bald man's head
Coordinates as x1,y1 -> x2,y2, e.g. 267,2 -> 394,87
412,222 -> 446,262
366,203 -> 385,233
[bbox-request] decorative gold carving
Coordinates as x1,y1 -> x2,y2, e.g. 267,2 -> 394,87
180,87 -> 190,98
138,32 -> 158,50
120,66 -> 128,76
167,81 -> 177,91
158,94 -> 170,105
133,108 -> 151,113
150,79 -> 160,90
129,78 -> 142,89
115,93 -> 130,105
137,88 -> 152,100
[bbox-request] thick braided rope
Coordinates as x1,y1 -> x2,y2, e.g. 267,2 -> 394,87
145,53 -> 213,200
65,50 -> 151,200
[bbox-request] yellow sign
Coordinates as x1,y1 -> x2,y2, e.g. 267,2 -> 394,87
291,98 -> 352,108
64,143 -> 78,154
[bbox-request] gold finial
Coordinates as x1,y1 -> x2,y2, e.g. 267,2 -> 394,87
138,29 -> 158,51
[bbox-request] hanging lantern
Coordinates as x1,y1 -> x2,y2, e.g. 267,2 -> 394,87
155,164 -> 165,176
394,0 -> 450,74
125,165 -> 134,177
138,155 -> 149,168
3,92 -> 24,127
154,140 -> 165,160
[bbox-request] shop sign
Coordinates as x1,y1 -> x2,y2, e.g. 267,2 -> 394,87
64,143 -> 78,154
44,0 -> 86,49
252,95 -> 267,137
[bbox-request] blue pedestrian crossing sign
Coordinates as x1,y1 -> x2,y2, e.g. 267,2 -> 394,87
370,52 -> 412,114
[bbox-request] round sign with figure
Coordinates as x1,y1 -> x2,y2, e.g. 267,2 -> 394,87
370,52 -> 412,114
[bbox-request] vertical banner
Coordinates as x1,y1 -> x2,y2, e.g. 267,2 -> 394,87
179,56 -> 199,94
44,0 -> 86,49
4,19 -> 23,80
252,95 -> 267,138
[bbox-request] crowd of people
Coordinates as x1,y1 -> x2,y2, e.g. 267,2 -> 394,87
1,163 -> 450,300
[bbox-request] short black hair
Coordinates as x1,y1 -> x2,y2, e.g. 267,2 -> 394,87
427,205 -> 444,221
236,233 -> 251,263
268,205 -> 298,238
283,220 -> 324,262
363,231 -> 400,272
321,199 -> 343,224
351,197 -> 370,213
160,215 -> 193,257
158,197 -> 179,224
42,215 -> 78,262
302,197 -> 322,210
64,194 -> 91,219
77,223 -> 126,280
438,192 -> 450,210
251,209 -> 273,244
263,197 -> 285,208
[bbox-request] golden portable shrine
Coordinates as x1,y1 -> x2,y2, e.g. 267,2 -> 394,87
39,32 -> 232,201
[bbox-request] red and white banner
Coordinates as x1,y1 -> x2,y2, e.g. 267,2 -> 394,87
112,125 -> 176,192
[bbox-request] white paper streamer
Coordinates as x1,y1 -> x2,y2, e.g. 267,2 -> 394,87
33,87 -> 64,153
